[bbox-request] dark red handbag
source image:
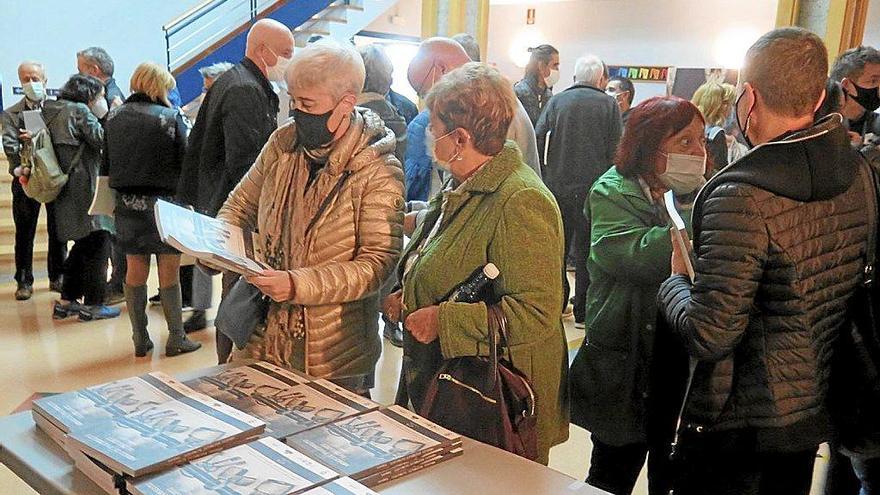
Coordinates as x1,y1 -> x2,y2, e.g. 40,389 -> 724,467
418,305 -> 539,461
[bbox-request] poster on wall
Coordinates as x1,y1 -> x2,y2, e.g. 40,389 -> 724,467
607,65 -> 670,83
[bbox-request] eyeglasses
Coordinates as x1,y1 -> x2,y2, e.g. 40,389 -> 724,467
415,62 -> 437,96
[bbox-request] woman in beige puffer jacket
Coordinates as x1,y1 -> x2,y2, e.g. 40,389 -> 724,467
217,43 -> 404,394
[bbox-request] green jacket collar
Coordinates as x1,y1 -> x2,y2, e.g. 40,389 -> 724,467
451,141 -> 522,195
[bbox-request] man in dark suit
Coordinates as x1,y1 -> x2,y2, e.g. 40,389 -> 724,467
179,18 -> 294,364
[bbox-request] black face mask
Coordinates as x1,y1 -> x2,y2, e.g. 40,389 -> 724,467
852,83 -> 880,113
293,107 -> 335,150
735,90 -> 756,149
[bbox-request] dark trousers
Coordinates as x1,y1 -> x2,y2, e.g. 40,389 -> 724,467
674,432 -> 816,495
61,231 -> 110,306
556,192 -> 590,320
107,235 -> 127,292
588,434 -> 673,495
853,456 -> 880,495
217,271 -> 238,364
12,180 -> 66,285
180,264 -> 193,307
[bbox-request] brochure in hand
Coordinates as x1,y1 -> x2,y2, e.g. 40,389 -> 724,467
153,199 -> 268,277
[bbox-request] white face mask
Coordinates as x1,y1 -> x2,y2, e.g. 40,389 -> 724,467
425,127 -> 459,171
264,46 -> 292,84
544,69 -> 560,88
23,81 -> 46,102
89,98 -> 109,119
658,152 -> 707,195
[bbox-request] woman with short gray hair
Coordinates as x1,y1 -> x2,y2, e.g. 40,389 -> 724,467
217,40 -> 405,395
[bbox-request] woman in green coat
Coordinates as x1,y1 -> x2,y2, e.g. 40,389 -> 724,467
570,96 -> 708,494
383,63 -> 569,465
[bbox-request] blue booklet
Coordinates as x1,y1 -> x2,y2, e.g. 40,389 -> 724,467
129,437 -> 338,495
66,387 -> 265,477
32,372 -> 193,438
187,363 -> 378,439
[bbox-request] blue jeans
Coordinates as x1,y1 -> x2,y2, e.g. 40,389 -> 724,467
853,457 -> 880,495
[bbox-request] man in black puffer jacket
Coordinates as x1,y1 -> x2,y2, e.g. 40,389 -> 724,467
658,28 -> 871,495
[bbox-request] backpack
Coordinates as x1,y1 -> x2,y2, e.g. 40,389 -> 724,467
23,127 -> 74,203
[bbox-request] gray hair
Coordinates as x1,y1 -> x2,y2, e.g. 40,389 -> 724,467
358,44 -> 394,95
287,39 -> 365,100
574,54 -> 606,87
77,47 -> 115,77
198,62 -> 234,81
452,33 -> 480,62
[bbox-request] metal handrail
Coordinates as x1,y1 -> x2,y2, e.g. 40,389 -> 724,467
164,0 -> 227,35
163,0 -> 269,71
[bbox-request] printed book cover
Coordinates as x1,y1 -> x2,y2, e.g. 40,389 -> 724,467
130,438 -> 337,495
67,389 -> 265,477
188,365 -> 377,439
299,477 -> 379,495
154,199 -> 267,277
32,372 -> 193,434
285,405 -> 460,478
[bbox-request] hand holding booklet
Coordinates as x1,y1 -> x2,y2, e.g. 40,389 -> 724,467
154,199 -> 269,277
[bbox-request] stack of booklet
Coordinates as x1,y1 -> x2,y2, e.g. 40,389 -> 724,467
186,363 -> 380,440
31,363 -> 459,494
153,199 -> 268,277
285,405 -> 463,487
32,372 -> 196,449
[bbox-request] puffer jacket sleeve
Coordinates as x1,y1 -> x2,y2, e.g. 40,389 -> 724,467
438,187 -> 564,358
289,156 -> 405,305
216,131 -> 278,232
658,184 -> 769,361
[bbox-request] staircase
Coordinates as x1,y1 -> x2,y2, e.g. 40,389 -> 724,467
0,155 -> 50,281
165,0 -> 404,105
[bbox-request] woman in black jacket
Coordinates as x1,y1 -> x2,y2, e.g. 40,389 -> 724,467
104,62 -> 201,358
48,74 -> 119,322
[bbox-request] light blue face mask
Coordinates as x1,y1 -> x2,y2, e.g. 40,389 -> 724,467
23,81 -> 46,102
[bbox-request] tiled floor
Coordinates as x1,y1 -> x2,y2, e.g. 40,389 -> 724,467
0,273 -> 831,494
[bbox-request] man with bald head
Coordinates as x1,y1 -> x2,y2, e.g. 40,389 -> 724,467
178,18 -> 294,363
404,37 -> 540,201
1,61 -> 67,300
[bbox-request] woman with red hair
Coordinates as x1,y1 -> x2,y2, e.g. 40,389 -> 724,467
569,96 -> 707,494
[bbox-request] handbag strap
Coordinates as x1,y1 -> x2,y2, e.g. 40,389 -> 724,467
305,170 -> 352,235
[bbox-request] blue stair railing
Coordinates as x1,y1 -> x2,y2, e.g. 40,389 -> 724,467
163,0 -> 332,103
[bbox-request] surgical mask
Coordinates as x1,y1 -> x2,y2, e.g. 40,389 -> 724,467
425,127 -> 459,171
264,47 -> 292,84
23,81 -> 46,102
658,152 -> 707,195
544,69 -> 560,88
851,83 -> 880,113
89,98 -> 109,119
293,106 -> 336,150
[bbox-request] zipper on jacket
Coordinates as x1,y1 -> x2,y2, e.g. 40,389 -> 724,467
438,373 -> 497,404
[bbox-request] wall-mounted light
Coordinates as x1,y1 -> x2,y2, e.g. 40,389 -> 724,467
509,25 -> 543,68
713,27 -> 760,68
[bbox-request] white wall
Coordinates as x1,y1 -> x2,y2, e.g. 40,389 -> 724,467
864,0 -> 880,48
0,0 -> 203,107
365,0 -> 423,38
487,0 -> 779,104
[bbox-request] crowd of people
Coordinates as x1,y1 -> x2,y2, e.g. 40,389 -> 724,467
3,16 -> 880,495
